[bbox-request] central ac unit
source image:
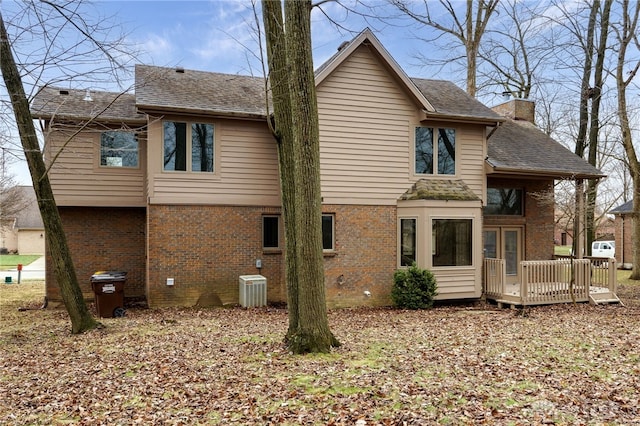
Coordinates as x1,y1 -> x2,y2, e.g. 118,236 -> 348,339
239,275 -> 267,307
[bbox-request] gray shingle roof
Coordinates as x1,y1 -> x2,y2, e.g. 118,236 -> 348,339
31,87 -> 143,123
412,78 -> 503,122
399,179 -> 481,201
610,200 -> 633,214
487,119 -> 604,179
135,65 -> 268,118
1,186 -> 44,229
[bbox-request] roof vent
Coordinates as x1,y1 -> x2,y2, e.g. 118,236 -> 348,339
176,66 -> 185,73
337,41 -> 349,51
83,89 -> 93,102
59,90 -> 69,95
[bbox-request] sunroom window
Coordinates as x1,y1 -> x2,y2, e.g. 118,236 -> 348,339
400,218 -> 417,266
432,219 -> 472,267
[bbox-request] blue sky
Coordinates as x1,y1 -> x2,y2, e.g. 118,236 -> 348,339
5,0 -> 437,183
3,0 -> 583,184
96,0 -> 426,77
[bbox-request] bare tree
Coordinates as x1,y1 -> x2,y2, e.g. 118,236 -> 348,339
614,0 -> 640,278
262,0 -> 339,353
391,0 -> 499,97
478,0 -> 554,100
0,1 -> 136,333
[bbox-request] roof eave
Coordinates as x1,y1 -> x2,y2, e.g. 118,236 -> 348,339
32,113 -> 146,125
486,164 -> 605,180
422,111 -> 504,125
136,105 -> 267,121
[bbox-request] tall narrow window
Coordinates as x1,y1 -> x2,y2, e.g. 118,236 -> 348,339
163,121 -> 214,172
400,218 -> 417,266
437,128 -> 455,175
322,214 -> 334,251
415,127 -> 434,174
263,216 -> 280,249
100,131 -> 138,168
415,127 -> 456,175
432,219 -> 472,267
191,123 -> 214,172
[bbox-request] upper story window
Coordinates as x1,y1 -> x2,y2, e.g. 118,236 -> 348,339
415,127 -> 456,175
100,131 -> 138,168
163,121 -> 214,172
485,188 -> 523,215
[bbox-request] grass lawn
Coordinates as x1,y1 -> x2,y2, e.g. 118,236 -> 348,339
0,254 -> 41,269
1,278 -> 639,424
553,245 -> 572,256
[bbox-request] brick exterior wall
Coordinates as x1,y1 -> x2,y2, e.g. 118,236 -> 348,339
322,205 -> 397,308
146,204 -> 397,309
614,214 -> 633,268
491,99 -> 535,123
484,178 -> 555,260
46,207 -> 146,302
146,205 -> 286,308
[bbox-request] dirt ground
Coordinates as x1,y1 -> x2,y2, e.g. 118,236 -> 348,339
1,280 -> 639,425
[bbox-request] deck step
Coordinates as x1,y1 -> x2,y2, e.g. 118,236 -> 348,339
589,292 -> 623,306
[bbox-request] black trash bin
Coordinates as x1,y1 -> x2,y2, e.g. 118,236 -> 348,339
91,271 -> 127,318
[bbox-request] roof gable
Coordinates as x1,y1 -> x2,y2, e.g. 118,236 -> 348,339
315,29 -> 435,113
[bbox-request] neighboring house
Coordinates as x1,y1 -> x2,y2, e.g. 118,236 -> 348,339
610,200 -> 634,269
554,212 -> 614,248
31,29 -> 603,308
0,185 -> 45,255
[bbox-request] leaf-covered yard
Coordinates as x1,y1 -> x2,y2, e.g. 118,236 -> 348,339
1,280 -> 639,425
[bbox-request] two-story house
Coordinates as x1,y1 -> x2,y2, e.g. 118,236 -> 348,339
32,29 -> 603,309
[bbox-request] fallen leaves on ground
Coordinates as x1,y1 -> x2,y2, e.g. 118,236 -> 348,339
1,282 -> 639,425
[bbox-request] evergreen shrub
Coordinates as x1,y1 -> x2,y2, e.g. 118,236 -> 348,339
391,264 -> 438,309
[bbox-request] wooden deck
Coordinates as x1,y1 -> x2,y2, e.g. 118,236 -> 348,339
484,257 -> 621,307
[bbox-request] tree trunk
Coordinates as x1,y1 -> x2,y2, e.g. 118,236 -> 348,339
585,0 -> 613,255
0,13 -> 99,334
572,0 -> 598,258
615,0 -> 640,279
262,0 -> 339,353
262,0 -> 300,337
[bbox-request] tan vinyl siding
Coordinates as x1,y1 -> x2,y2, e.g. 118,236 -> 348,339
454,124 -> 486,197
45,125 -> 147,207
147,117 -> 280,206
398,200 -> 483,299
317,45 -> 486,205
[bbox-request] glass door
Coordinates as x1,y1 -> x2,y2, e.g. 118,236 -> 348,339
484,227 -> 522,285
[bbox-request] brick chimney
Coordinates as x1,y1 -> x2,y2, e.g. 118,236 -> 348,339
491,99 -> 535,124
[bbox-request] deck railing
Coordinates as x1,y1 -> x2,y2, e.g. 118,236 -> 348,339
484,258 -> 505,299
521,259 -> 590,305
483,257 -> 617,306
587,257 -> 617,293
